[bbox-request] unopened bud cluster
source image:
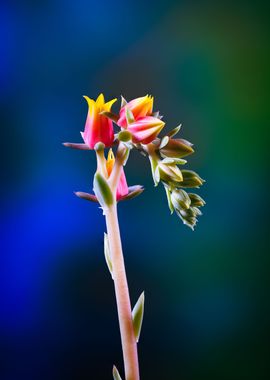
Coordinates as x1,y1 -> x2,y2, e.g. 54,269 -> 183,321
64,94 -> 205,229
146,131 -> 205,229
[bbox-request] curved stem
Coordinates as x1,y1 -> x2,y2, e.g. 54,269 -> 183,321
104,204 -> 140,380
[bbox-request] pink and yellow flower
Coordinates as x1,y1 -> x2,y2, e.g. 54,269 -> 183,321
126,116 -> 165,144
81,94 -> 117,149
118,95 -> 153,127
118,95 -> 164,145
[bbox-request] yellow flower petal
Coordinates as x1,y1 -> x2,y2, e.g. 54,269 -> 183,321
96,93 -> 105,107
103,98 -> 117,112
83,95 -> 96,115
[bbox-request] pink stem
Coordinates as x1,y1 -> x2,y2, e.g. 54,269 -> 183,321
104,204 -> 140,380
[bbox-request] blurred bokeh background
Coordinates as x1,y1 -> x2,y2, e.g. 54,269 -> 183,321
1,0 -> 269,379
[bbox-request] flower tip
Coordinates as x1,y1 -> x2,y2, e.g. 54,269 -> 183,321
82,95 -> 94,107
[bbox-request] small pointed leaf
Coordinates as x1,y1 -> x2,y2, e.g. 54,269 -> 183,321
93,172 -> 114,207
112,365 -> 122,380
164,186 -> 174,214
132,291 -> 145,343
167,124 -> 182,137
104,233 -> 113,279
149,156 -> 160,186
121,95 -> 127,108
159,136 -> 169,149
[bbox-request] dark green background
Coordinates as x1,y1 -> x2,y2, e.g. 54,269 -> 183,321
1,1 -> 269,379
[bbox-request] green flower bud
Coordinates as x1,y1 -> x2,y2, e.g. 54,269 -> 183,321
176,207 -> 198,230
156,160 -> 183,184
171,189 -> 191,210
180,170 -> 205,188
188,193 -> 206,207
160,138 -> 194,159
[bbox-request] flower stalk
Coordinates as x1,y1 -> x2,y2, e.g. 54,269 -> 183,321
99,142 -> 140,380
104,202 -> 140,380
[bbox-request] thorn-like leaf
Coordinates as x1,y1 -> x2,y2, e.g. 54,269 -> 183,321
132,291 -> 145,343
121,95 -> 127,108
167,124 -> 182,137
112,365 -> 122,380
104,233 -> 113,279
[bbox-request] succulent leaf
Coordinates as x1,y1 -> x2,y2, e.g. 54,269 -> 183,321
132,292 -> 145,343
112,365 -> 122,380
104,233 -> 113,279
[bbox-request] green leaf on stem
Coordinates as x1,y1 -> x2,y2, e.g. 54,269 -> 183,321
104,233 -> 113,279
112,365 -> 122,380
132,291 -> 145,343
164,186 -> 174,214
93,172 -> 114,207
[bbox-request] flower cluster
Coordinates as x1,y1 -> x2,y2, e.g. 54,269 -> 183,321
64,93 -> 205,229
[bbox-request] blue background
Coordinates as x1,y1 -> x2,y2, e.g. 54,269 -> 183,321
1,1 -> 269,379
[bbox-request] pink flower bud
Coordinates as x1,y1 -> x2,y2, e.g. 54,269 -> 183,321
106,149 -> 129,200
81,94 -> 117,149
118,95 -> 153,127
127,116 -> 165,144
